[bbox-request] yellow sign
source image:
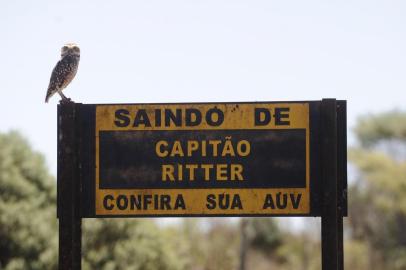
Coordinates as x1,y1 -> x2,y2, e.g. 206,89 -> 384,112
95,103 -> 310,216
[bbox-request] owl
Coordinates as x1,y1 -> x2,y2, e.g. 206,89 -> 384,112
45,43 -> 80,103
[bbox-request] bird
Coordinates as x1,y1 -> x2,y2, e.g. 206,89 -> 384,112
45,43 -> 80,103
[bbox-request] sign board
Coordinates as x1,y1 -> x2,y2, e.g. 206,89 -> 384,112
57,99 -> 347,270
59,101 -> 347,217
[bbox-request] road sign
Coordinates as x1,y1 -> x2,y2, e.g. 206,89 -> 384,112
59,101 -> 346,217
57,99 -> 347,270
96,103 -> 309,216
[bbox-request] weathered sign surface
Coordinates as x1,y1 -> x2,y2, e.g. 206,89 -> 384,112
63,101 -> 346,217
57,100 -> 347,270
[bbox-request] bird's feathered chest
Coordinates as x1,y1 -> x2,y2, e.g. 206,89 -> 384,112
53,55 -> 80,89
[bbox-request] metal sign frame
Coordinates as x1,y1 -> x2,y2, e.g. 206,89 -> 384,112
57,99 -> 346,270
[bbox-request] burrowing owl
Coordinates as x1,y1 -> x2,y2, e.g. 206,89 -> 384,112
45,43 -> 80,103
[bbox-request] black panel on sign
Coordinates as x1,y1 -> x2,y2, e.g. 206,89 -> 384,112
99,129 -> 306,189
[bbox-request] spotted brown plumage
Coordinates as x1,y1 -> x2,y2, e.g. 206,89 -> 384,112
45,43 -> 80,103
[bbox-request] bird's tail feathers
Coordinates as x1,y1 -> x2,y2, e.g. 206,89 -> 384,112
45,88 -> 56,103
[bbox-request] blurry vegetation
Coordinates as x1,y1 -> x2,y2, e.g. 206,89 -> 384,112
82,219 -> 183,270
354,110 -> 406,148
0,131 -> 58,270
348,111 -> 406,270
1,110 -> 406,269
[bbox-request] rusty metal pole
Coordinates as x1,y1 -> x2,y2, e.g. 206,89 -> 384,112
58,102 -> 82,270
321,99 -> 339,270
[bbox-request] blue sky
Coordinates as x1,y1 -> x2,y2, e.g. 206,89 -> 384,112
1,0 -> 405,175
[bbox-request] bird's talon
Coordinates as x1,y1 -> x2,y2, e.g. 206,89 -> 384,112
60,98 -> 74,104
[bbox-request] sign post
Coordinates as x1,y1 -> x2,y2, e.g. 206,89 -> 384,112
58,103 -> 82,270
57,99 -> 347,269
321,99 -> 339,270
